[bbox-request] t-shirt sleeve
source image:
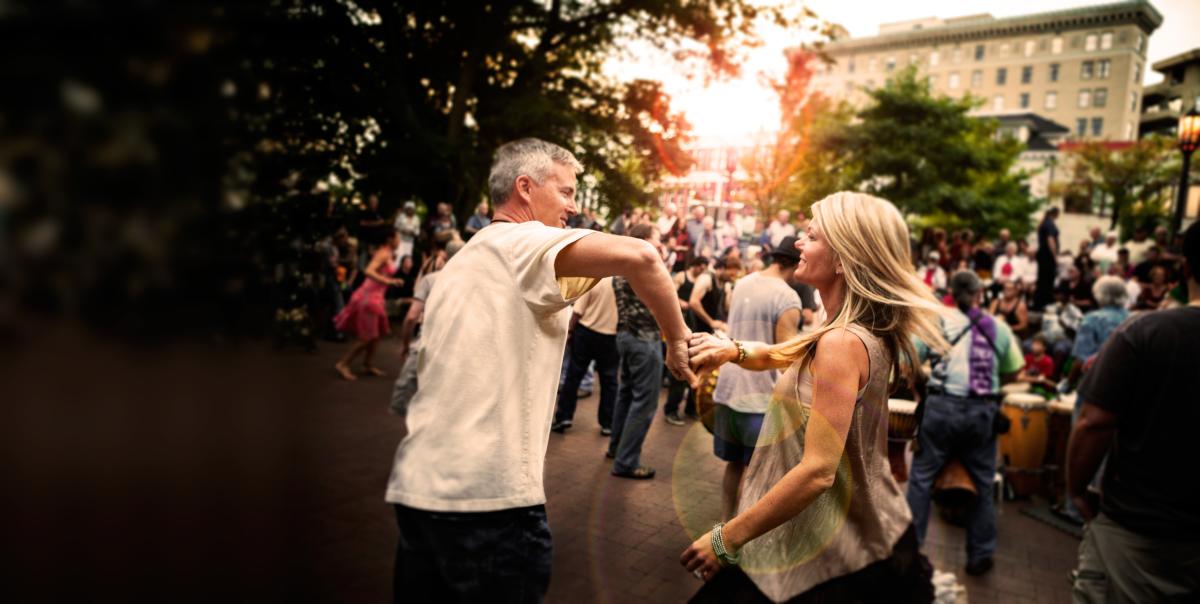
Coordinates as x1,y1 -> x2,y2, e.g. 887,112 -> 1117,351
774,287 -> 803,323
508,225 -> 597,313
996,322 -> 1024,375
1077,329 -> 1137,414
413,274 -> 435,302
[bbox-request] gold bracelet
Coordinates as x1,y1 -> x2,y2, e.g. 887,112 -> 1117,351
733,340 -> 748,364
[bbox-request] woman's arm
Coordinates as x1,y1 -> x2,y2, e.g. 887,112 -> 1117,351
681,330 -> 866,576
688,333 -> 793,374
1015,301 -> 1029,332
364,249 -> 400,286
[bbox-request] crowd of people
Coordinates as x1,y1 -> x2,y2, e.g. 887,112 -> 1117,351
322,137 -> 1196,603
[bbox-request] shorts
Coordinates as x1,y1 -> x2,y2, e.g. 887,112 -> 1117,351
713,403 -> 764,465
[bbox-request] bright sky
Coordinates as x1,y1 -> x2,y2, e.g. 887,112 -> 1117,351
610,0 -> 1200,141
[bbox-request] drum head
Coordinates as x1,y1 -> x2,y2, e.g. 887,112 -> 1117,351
887,399 -> 918,415
1004,393 -> 1047,409
1048,400 -> 1074,415
1001,382 -> 1031,395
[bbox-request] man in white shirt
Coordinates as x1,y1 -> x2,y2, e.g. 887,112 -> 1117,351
385,138 -> 695,601
766,209 -> 795,248
656,202 -> 679,237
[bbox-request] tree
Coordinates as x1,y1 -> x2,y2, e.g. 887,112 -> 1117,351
1054,135 -> 1183,235
841,67 -> 1038,237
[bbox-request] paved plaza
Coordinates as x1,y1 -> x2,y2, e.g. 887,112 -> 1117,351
284,336 -> 1080,603
20,331 -> 1079,601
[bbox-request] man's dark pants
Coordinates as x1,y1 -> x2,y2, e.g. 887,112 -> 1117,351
905,393 -> 999,566
393,504 -> 552,603
555,324 -> 618,429
608,332 -> 664,472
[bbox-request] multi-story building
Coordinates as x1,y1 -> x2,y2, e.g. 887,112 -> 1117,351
1140,47 -> 1200,137
809,0 -> 1162,142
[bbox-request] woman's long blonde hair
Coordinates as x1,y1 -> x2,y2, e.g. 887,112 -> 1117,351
768,192 -> 949,387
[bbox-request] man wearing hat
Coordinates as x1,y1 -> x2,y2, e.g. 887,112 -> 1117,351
393,200 -> 421,259
920,250 -> 947,294
709,237 -> 803,519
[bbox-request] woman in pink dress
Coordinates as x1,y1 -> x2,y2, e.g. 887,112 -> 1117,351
334,230 -> 404,380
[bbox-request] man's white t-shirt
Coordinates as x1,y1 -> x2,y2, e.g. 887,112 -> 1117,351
767,220 -> 796,248
385,221 -> 595,512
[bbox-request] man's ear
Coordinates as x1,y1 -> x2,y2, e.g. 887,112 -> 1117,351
514,175 -> 534,202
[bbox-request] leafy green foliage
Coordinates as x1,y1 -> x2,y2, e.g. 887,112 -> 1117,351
1054,135 -> 1182,236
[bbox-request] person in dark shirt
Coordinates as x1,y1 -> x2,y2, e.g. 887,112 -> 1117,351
1034,208 -> 1060,310
608,223 -> 669,479
1067,220 -> 1200,602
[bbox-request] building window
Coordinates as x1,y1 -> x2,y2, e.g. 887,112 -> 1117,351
996,68 -> 1007,85
1020,93 -> 1030,109
1101,32 -> 1113,50
971,70 -> 982,88
952,47 -> 963,63
1137,33 -> 1145,52
1081,61 -> 1095,80
1049,63 -> 1060,82
999,42 -> 1011,57
1078,89 -> 1092,108
868,57 -> 877,72
1076,118 -> 1087,137
948,72 -> 960,89
1085,33 -> 1098,51
1045,91 -> 1058,110
886,56 -> 896,72
928,74 -> 938,88
848,57 -> 855,73
1052,36 -> 1063,54
1133,62 -> 1141,83
1094,88 -> 1107,108
1099,59 -> 1110,78
930,50 -> 939,66
993,95 -> 1004,111
1127,122 -> 1135,140
1021,66 -> 1032,84
975,44 -> 984,61
1091,118 -> 1103,137
1024,39 -> 1036,57
1130,91 -> 1138,111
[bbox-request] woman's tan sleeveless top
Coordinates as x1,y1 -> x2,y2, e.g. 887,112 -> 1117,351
735,323 -> 912,602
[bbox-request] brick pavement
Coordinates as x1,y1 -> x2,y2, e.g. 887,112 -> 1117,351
11,327 -> 1082,602
304,336 -> 1081,603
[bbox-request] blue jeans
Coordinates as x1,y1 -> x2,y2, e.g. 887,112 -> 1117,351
608,332 -> 663,472
906,394 -> 998,564
555,325 -> 618,429
393,504 -> 552,603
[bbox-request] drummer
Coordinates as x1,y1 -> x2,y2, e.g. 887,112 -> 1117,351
905,270 -> 1024,577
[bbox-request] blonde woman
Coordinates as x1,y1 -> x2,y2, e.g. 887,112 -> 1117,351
681,192 -> 947,602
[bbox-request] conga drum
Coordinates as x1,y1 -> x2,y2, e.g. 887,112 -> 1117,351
697,369 -> 720,434
933,458 -> 978,526
886,399 -> 918,483
1044,395 -> 1075,504
999,392 -> 1049,498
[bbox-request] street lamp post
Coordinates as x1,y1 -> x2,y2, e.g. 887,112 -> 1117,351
1172,106 -> 1200,244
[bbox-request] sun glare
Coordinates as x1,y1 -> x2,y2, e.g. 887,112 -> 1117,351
674,79 -> 781,141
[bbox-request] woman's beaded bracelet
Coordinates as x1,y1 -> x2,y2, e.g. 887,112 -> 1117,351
711,522 -> 741,566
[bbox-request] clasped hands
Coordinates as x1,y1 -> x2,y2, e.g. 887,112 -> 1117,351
665,332 -> 741,389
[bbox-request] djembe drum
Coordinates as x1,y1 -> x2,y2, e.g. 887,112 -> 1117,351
999,390 -> 1049,498
886,399 -> 918,483
1044,394 -> 1076,504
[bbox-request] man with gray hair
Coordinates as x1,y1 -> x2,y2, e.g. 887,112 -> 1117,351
385,137 -> 695,602
906,270 -> 1025,577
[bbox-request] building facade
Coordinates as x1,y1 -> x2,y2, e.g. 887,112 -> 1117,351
809,1 -> 1162,142
1140,47 -> 1200,137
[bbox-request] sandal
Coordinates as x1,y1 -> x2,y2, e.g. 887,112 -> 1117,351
611,466 -> 656,480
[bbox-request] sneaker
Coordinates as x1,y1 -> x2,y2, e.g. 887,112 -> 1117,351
664,413 -> 685,426
600,427 -> 612,436
612,466 -> 656,480
551,419 -> 573,433
965,557 -> 994,576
